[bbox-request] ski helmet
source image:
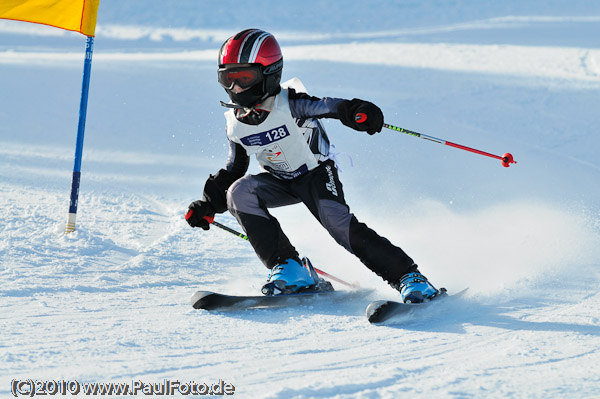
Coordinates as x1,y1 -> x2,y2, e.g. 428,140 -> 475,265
218,29 -> 283,107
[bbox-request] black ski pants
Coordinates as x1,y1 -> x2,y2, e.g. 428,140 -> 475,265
226,160 -> 416,284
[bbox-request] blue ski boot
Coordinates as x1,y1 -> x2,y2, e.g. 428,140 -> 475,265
395,271 -> 442,303
261,257 -> 317,296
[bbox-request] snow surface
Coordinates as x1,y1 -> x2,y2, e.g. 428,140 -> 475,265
1,1 -> 600,398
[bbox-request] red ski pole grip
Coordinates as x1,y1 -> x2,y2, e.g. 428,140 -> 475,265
203,216 -> 215,224
355,113 -> 367,123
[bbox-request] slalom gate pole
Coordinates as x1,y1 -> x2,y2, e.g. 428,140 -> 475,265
203,216 -> 358,289
383,122 -> 517,167
66,36 -> 95,233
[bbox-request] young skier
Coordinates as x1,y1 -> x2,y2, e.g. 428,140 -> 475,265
185,29 -> 441,303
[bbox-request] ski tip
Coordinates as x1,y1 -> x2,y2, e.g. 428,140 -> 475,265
365,300 -> 391,324
365,287 -> 470,323
190,291 -> 216,310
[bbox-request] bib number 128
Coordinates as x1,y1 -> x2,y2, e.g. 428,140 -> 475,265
264,127 -> 289,142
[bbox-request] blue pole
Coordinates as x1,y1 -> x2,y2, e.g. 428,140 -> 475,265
66,35 -> 94,233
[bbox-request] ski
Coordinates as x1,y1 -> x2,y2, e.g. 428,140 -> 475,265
366,288 -> 469,324
192,256 -> 354,311
191,289 -> 340,311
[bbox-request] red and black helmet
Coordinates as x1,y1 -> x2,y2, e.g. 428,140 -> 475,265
218,29 -> 283,107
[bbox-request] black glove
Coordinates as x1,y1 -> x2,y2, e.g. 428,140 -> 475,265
338,98 -> 384,135
185,200 -> 214,230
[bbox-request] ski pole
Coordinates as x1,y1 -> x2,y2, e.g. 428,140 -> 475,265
383,122 -> 516,167
202,216 -> 358,289
354,113 -> 517,167
209,217 -> 249,240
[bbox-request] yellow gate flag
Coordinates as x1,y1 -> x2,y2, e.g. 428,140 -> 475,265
0,0 -> 100,36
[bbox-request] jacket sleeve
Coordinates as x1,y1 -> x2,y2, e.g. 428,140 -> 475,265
288,88 -> 347,120
201,139 -> 249,213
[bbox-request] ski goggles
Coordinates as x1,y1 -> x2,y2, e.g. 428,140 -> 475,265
218,65 -> 262,90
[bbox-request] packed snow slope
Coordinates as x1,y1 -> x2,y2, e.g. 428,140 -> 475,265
1,1 -> 600,398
